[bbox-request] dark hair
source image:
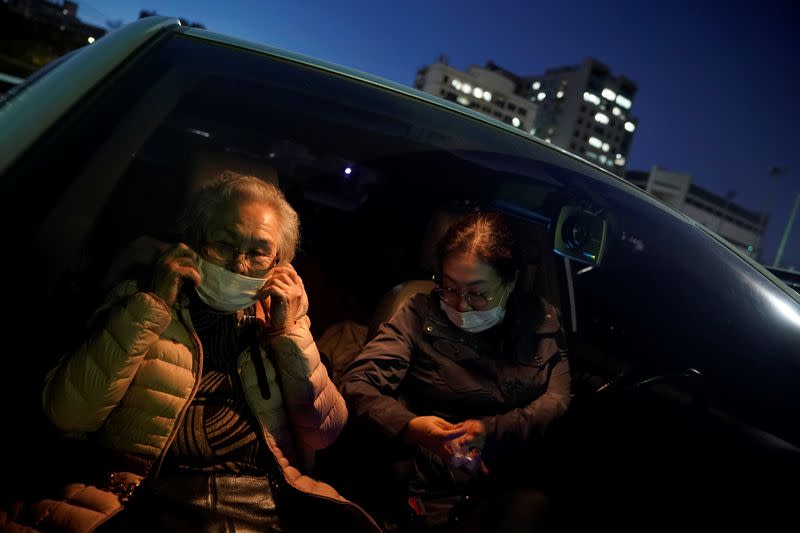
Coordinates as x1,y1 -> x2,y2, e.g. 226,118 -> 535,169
435,212 -> 521,282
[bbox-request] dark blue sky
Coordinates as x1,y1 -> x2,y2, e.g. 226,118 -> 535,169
81,0 -> 800,268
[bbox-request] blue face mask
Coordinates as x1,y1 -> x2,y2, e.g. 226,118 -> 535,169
195,258 -> 267,313
440,297 -> 507,333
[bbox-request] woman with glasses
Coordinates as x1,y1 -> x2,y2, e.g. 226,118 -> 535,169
26,171 -> 380,532
339,211 -> 571,532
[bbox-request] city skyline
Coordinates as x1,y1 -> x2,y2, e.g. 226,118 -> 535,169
77,0 -> 800,267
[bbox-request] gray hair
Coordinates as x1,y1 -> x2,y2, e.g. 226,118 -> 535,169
182,170 -> 300,263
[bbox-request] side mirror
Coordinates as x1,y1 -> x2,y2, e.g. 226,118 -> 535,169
553,205 -> 607,265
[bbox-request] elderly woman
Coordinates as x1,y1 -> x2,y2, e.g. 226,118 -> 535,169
19,171 -> 378,532
339,211 -> 572,532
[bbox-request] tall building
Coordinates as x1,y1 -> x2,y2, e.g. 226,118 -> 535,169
414,60 -> 538,133
415,57 -> 638,177
626,166 -> 767,259
520,58 -> 638,177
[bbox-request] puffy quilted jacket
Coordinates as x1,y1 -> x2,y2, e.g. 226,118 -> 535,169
39,280 -> 381,532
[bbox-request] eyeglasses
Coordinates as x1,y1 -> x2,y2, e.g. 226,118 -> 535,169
202,241 -> 278,271
433,282 -> 504,310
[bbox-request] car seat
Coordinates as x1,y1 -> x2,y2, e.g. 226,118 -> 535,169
364,208 -> 466,340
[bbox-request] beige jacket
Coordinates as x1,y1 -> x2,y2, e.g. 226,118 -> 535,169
36,281 -> 380,531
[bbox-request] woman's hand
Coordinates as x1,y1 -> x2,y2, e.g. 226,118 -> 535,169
454,419 -> 486,451
403,416 -> 466,458
258,263 -> 307,331
149,243 -> 201,308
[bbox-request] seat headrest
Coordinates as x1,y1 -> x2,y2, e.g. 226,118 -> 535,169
417,209 -> 467,274
367,279 -> 436,340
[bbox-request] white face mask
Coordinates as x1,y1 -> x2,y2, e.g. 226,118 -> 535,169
195,258 -> 267,313
440,298 -> 507,333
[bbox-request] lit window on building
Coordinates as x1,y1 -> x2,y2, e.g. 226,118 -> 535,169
452,79 -> 462,90
595,112 -> 609,124
583,92 -> 601,105
462,83 -> 472,94
512,117 -> 521,127
616,94 -> 632,109
483,91 -> 492,102
584,150 -> 598,160
602,88 -> 617,100
612,106 -> 621,116
588,137 -> 603,148
537,92 -> 546,101
624,121 -> 636,132
532,81 -> 541,90
457,95 -> 470,106
615,156 -> 626,166
602,142 -> 610,152
556,90 -> 564,98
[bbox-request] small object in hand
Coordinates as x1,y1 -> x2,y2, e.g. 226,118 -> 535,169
447,443 -> 474,469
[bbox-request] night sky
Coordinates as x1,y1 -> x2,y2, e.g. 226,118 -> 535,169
80,0 -> 800,268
